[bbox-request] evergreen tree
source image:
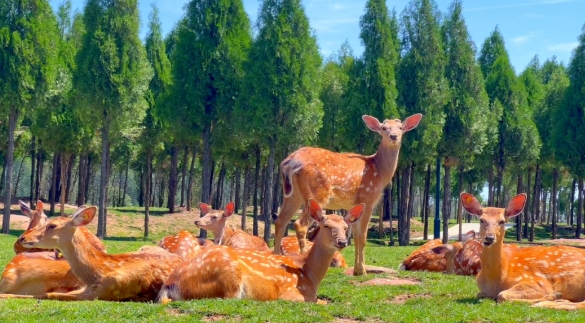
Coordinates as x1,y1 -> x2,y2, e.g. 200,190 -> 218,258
439,0 -> 490,240
398,0 -> 448,244
75,0 -> 152,238
0,0 -> 60,233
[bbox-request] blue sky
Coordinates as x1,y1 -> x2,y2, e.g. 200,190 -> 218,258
50,0 -> 584,74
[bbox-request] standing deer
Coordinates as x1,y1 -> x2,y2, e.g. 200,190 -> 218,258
158,231 -> 213,260
461,192 -> 585,309
158,200 -> 364,303
195,201 -> 271,252
273,113 -> 422,275
0,206 -> 182,301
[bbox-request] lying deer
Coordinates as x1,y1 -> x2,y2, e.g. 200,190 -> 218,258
461,192 -> 585,308
195,201 -> 270,252
273,114 -> 422,275
158,199 -> 364,303
431,230 -> 479,275
14,200 -> 49,254
280,235 -> 348,268
0,205 -> 182,301
399,238 -> 462,273
158,231 -> 213,260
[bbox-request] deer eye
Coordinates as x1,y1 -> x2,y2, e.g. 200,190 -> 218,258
47,224 -> 57,230
499,220 -> 505,225
382,127 -> 388,131
479,219 -> 485,224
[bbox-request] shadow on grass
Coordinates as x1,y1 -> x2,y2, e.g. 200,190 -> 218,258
3,229 -> 24,238
504,224 -> 577,241
103,236 -> 149,242
455,297 -> 482,305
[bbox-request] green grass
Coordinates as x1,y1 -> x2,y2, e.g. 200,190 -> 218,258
0,214 -> 584,322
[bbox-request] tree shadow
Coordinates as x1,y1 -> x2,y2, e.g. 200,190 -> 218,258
455,297 -> 482,305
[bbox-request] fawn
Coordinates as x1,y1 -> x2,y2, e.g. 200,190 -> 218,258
158,230 -> 212,260
158,199 -> 364,303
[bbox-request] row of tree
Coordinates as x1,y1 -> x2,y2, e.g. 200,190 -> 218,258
1,0 -> 584,245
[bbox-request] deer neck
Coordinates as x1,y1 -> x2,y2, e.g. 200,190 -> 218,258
479,237 -> 505,281
214,223 -> 235,246
59,228 -> 108,286
371,141 -> 401,186
298,234 -> 336,298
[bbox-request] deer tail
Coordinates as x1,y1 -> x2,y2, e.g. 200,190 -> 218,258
281,158 -> 301,199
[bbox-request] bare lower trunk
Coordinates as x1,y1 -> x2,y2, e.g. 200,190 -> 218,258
215,163 -> 226,207
60,153 -> 70,216
577,179 -> 583,238
200,123 -> 212,238
552,168 -> 558,239
389,176 -> 396,245
97,120 -> 109,239
234,167 -> 241,213
271,164 -> 280,221
263,139 -> 276,242
35,143 -> 44,203
253,146 -> 260,237
407,162 -> 415,220
84,155 -> 91,204
144,151 -> 152,237
50,153 -> 60,216
531,164 -> 541,242
398,166 -> 410,246
456,163 -> 464,241
13,155 -> 25,198
423,164 -> 430,240
121,154 -> 129,207
77,154 -> 86,206
442,163 -> 451,244
379,185 -> 387,238
168,146 -> 178,213
2,107 -> 19,233
186,148 -> 197,211
516,173 -> 522,242
570,178 -> 576,227
29,136 -> 36,207
180,146 -> 188,207
488,167 -> 494,206
524,169 -> 531,238
241,167 -> 250,231
496,166 -> 504,208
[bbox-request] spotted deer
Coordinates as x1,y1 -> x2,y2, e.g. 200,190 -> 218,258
158,231 -> 213,260
461,192 -> 585,308
158,200 -> 364,303
453,230 -> 482,276
399,238 -> 462,273
430,230 -> 478,275
195,201 -> 270,252
280,235 -> 348,268
0,206 -> 182,301
273,114 -> 423,275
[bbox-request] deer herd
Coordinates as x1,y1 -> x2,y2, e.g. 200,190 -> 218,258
0,113 -> 583,310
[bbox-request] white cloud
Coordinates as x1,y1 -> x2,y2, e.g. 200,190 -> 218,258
312,18 -> 359,33
511,35 -> 533,45
547,42 -> 579,52
332,3 -> 346,10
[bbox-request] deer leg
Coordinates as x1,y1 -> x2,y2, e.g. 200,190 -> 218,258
294,208 -> 313,254
532,299 -> 585,310
352,205 -> 373,276
497,283 -> 561,304
0,287 -> 94,301
279,288 -> 306,302
273,195 -> 303,255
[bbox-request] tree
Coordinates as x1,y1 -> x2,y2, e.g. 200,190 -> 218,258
398,0 -> 448,244
553,25 -> 585,237
242,0 -> 322,241
75,0 -> 152,238
439,0 -> 490,240
0,0 -> 60,233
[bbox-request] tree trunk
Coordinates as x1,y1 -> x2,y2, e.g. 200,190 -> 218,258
180,146 -> 188,207
577,179 -> 583,238
488,166 -> 494,206
215,162 -> 226,207
544,189 -> 550,225
407,162 -> 415,219
389,176 -> 396,245
35,143 -> 44,203
158,172 -> 165,207
552,168 -> 558,239
516,173 -> 523,242
423,164 -> 430,240
456,163 -> 464,241
523,169 -> 531,238
77,154 -> 86,206
271,163 -> 280,221
241,167 -> 250,231
13,155 -> 25,198
200,124 -> 213,238
97,120 -> 109,239
186,148 -> 197,211
121,153 -> 129,207
234,167 -> 241,213
2,107 -> 19,233
29,136 -> 36,208
264,138 -> 275,242
168,146 -> 178,213
60,153 -> 69,216
496,165 -> 504,208
570,178 -> 576,227
49,153 -> 60,216
531,164 -> 541,242
442,163 -> 451,244
398,166 -> 410,246
379,185 -> 388,238
253,146 -> 261,237
144,151 -> 152,238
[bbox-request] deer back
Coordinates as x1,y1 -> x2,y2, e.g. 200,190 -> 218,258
158,231 -> 205,260
400,239 -> 446,272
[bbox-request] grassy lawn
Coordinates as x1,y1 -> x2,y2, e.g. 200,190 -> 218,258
0,207 -> 583,322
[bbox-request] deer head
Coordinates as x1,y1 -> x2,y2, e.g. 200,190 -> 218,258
362,113 -> 423,147
18,206 -> 96,250
460,193 -> 526,247
19,200 -> 48,230
194,202 -> 235,231
306,199 -> 364,250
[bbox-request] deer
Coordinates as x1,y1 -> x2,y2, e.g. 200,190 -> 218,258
428,230 -> 478,275
461,192 -> 585,309
280,235 -> 348,268
195,201 -> 271,253
158,199 -> 364,303
273,113 -> 423,275
399,238 -> 462,273
158,230 -> 213,260
0,205 -> 182,301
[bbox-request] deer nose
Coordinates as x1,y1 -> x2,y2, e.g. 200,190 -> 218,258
484,235 -> 495,245
336,239 -> 348,248
18,236 -> 25,244
389,134 -> 398,141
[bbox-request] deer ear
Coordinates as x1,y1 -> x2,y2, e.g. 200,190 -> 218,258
362,115 -> 382,132
402,113 -> 423,132
36,200 -> 44,212
505,194 -> 527,218
432,244 -> 454,255
199,203 -> 212,215
460,193 -> 483,217
463,230 -> 476,241
224,201 -> 235,218
345,203 -> 365,224
19,200 -> 32,218
71,206 -> 96,227
307,199 -> 323,222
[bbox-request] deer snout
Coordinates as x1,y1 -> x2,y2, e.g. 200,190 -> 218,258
389,134 -> 398,141
484,234 -> 495,246
336,239 -> 348,248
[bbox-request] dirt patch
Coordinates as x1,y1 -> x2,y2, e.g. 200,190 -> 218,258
165,308 -> 187,317
202,314 -> 241,322
343,266 -> 397,276
388,293 -> 431,304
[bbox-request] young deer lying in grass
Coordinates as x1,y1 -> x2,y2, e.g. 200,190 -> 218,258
158,199 -> 364,303
195,201 -> 270,252
14,200 -> 49,254
461,192 -> 585,309
0,206 -> 182,301
399,239 -> 448,272
158,231 -> 213,260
